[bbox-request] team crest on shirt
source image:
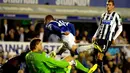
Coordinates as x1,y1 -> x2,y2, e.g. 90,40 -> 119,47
102,20 -> 111,25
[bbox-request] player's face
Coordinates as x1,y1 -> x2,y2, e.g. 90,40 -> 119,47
106,2 -> 114,12
36,42 -> 43,51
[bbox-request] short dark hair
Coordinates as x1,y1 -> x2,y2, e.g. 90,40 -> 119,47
107,0 -> 115,5
44,15 -> 54,22
30,38 -> 41,50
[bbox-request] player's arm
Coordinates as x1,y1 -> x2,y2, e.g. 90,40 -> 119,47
93,26 -> 100,38
113,13 -> 123,40
69,23 -> 76,36
46,23 -> 67,35
92,13 -> 104,41
42,52 -> 71,68
46,23 -> 62,33
92,23 -> 101,42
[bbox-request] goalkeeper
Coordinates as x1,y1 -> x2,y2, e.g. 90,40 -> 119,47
26,38 -> 97,73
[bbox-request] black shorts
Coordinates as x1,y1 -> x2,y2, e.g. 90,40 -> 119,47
96,39 -> 112,53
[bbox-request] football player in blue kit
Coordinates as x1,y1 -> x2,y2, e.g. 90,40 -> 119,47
44,15 -> 100,55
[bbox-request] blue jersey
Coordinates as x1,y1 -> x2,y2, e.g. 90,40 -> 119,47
67,23 -> 75,36
46,20 -> 75,37
57,20 -> 75,36
56,20 -> 75,36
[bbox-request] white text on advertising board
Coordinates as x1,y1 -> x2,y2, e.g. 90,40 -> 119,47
3,0 -> 38,4
56,0 -> 90,6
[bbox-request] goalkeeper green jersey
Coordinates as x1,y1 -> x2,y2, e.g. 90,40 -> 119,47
25,51 -> 70,73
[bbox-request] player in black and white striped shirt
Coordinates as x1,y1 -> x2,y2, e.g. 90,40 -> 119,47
92,0 -> 123,73
93,10 -> 122,43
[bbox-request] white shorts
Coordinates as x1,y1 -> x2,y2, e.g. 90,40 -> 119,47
62,33 -> 76,49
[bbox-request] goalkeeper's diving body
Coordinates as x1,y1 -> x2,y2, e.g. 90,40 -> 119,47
25,38 -> 98,73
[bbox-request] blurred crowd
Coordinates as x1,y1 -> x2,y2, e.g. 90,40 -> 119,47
74,45 -> 130,73
0,19 -> 44,42
0,19 -> 129,44
0,19 -> 130,73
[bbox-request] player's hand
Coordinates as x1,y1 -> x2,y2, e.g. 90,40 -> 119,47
92,37 -> 96,42
64,32 -> 70,35
69,60 -> 76,66
112,40 -> 116,45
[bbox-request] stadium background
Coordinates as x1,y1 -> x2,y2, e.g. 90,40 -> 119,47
0,0 -> 130,73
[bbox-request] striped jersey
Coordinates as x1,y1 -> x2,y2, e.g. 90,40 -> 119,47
94,11 -> 122,41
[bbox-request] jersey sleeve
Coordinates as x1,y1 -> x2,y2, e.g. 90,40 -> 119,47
46,23 -> 65,34
68,23 -> 76,36
113,13 -> 123,40
46,23 -> 64,34
42,52 -> 69,68
116,13 -> 122,26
